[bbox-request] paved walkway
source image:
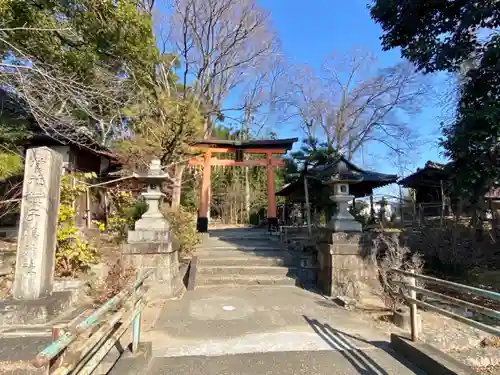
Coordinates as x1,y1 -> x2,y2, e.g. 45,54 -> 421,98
149,350 -> 423,375
141,228 -> 426,374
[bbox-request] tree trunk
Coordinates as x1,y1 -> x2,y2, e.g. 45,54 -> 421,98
170,164 -> 186,210
303,175 -> 312,236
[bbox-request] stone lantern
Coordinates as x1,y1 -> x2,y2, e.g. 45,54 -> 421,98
131,159 -> 170,233
124,159 -> 182,297
325,175 -> 362,232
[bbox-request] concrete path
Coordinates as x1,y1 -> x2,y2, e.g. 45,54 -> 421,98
149,350 -> 425,375
142,286 -> 425,374
140,228 -> 426,374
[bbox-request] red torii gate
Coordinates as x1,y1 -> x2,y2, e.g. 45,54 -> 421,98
189,138 -> 297,232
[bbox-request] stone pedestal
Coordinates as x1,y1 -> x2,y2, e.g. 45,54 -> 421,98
126,220 -> 182,298
134,190 -> 169,231
316,230 -> 378,299
12,147 -> 62,300
327,183 -> 362,232
0,290 -> 78,325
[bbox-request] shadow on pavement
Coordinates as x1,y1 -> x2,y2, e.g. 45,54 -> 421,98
304,315 -> 425,375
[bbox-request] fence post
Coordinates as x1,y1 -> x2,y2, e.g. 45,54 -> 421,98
408,269 -> 418,342
131,275 -> 142,353
51,325 -> 65,368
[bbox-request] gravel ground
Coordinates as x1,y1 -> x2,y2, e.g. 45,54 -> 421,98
357,296 -> 500,374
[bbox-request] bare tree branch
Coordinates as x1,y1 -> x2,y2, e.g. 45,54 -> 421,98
164,0 -> 280,135
279,49 -> 433,160
0,50 -> 145,150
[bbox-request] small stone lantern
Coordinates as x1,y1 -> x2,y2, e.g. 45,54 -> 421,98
326,175 -> 362,232
132,159 -> 170,233
124,159 -> 182,297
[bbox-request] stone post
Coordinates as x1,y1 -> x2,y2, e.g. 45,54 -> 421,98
124,160 -> 182,297
327,183 -> 362,232
13,147 -> 63,300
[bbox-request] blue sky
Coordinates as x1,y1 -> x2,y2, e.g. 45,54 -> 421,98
155,0 -> 450,198
258,0 -> 448,185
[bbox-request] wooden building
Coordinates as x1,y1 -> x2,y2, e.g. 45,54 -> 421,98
399,161 -> 500,219
398,161 -> 449,217
0,134 -> 121,231
275,156 -> 398,225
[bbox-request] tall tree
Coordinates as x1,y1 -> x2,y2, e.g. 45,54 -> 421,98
369,0 -> 493,74
0,0 -> 159,147
442,36 -> 500,200
166,0 -> 280,134
156,0 -> 281,210
227,55 -> 285,220
369,0 -> 500,200
280,50 -> 431,161
113,51 -> 205,204
0,0 -> 158,83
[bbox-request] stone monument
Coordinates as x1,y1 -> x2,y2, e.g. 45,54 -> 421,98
326,178 -> 362,232
124,160 -> 182,297
12,147 -> 63,300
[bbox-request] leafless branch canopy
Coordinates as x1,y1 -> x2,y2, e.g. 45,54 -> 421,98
166,0 -> 279,133
0,56 -> 141,149
0,23 -> 149,152
279,50 -> 432,160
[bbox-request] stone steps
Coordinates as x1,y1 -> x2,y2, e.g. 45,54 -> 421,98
196,274 -> 297,287
197,265 -> 297,277
195,252 -> 298,287
197,256 -> 296,267
194,230 -> 299,288
200,240 -> 279,247
196,245 -> 285,251
208,234 -> 274,241
196,251 -> 290,257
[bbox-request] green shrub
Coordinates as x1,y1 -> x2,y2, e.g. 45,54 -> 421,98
162,205 -> 200,255
0,153 -> 21,179
57,173 -> 98,277
94,190 -> 147,242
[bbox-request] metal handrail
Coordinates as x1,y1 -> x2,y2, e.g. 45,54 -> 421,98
394,269 -> 500,302
390,268 -> 500,342
32,269 -> 153,373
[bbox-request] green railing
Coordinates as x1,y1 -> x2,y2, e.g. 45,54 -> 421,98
32,270 -> 153,374
391,269 -> 500,342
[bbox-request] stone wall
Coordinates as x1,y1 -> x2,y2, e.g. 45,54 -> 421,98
316,229 -> 379,299
122,245 -> 179,283
122,236 -> 183,298
314,224 -> 500,300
